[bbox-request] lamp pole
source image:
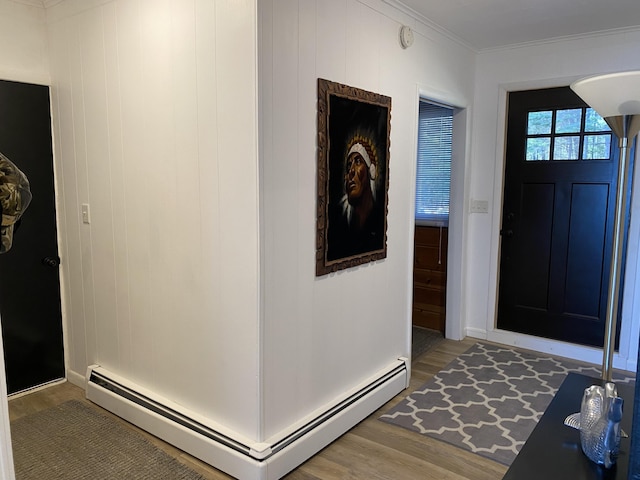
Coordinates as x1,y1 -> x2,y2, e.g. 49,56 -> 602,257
570,70 -> 640,477
601,116 -> 638,381
571,72 -> 640,382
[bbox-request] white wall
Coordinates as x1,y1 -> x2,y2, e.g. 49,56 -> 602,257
46,0 -> 262,441
0,0 -> 48,84
44,0 -> 477,450
30,0 -> 478,458
259,0 -> 475,440
470,30 -> 640,371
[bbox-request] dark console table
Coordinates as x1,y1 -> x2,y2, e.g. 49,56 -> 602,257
503,372 -> 634,480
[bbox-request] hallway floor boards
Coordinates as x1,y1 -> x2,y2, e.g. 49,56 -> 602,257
8,337 -> 507,479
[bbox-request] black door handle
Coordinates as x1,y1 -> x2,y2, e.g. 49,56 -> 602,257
42,256 -> 60,267
500,229 -> 514,238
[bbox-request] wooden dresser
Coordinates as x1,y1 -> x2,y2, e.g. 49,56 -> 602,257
412,225 -> 447,333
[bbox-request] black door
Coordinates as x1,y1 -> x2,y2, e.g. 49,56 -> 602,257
497,86 -> 630,348
0,80 -> 64,394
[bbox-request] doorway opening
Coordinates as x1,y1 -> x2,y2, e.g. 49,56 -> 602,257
412,100 -> 453,354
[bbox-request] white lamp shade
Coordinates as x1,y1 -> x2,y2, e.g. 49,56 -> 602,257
570,71 -> 640,118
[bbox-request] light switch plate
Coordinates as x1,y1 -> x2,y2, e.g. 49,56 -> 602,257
470,199 -> 489,214
81,203 -> 90,224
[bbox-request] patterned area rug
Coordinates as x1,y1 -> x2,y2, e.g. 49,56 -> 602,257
380,342 -> 635,466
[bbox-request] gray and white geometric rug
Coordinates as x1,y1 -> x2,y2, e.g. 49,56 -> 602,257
380,342 -> 635,466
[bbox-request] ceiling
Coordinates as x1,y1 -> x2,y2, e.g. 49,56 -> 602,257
395,0 -> 640,51
19,0 -> 640,51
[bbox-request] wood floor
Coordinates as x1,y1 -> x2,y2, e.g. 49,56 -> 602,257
9,337 -> 508,479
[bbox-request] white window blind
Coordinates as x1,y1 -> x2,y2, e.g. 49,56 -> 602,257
415,101 -> 453,226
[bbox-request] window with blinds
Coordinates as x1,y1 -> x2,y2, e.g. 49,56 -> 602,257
415,101 -> 453,226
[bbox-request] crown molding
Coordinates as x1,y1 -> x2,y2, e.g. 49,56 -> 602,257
480,24 -> 640,54
380,0 -> 476,52
7,0 -> 45,7
6,0 -> 65,9
380,0 -> 640,54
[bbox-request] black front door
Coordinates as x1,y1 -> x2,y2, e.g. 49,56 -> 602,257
0,80 -> 65,394
497,86 -> 629,348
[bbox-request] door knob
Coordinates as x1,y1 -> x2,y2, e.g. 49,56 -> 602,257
500,229 -> 514,238
42,256 -> 60,267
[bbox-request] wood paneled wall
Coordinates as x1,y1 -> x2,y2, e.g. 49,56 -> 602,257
413,225 -> 447,333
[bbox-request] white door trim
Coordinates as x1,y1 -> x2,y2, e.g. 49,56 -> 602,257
0,315 -> 15,479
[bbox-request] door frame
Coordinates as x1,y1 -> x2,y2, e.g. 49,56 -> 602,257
487,79 -> 640,372
0,78 -> 67,480
0,317 -> 14,479
0,80 -> 66,394
410,84 -> 470,344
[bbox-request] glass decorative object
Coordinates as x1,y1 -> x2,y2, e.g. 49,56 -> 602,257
578,383 -> 624,469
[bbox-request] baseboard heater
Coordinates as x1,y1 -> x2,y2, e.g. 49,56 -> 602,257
86,358 -> 408,480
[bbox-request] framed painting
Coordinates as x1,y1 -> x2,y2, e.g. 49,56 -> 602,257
316,78 -> 391,276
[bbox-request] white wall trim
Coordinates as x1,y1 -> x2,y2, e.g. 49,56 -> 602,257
466,326 -> 636,373
7,0 -> 44,7
44,0 -> 113,23
380,0 -> 473,51
87,360 -> 407,480
480,25 -> 640,54
414,83 -> 471,342
0,316 -> 15,480
66,368 -> 85,389
448,106 -> 471,341
465,326 -> 487,340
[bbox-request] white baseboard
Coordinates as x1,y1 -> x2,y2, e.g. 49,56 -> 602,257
66,368 -> 85,389
479,329 -> 635,374
86,359 -> 408,480
465,327 -> 487,339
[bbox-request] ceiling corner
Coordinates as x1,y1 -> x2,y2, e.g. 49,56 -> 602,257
42,0 -> 63,7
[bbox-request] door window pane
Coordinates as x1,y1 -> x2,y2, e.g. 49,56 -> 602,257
554,136 -> 580,160
555,109 -> 582,134
585,108 -> 610,132
525,105 -> 611,162
528,111 -> 552,135
583,134 -> 612,160
526,137 -> 550,161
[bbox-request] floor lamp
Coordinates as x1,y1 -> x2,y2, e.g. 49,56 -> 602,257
570,71 -> 640,383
